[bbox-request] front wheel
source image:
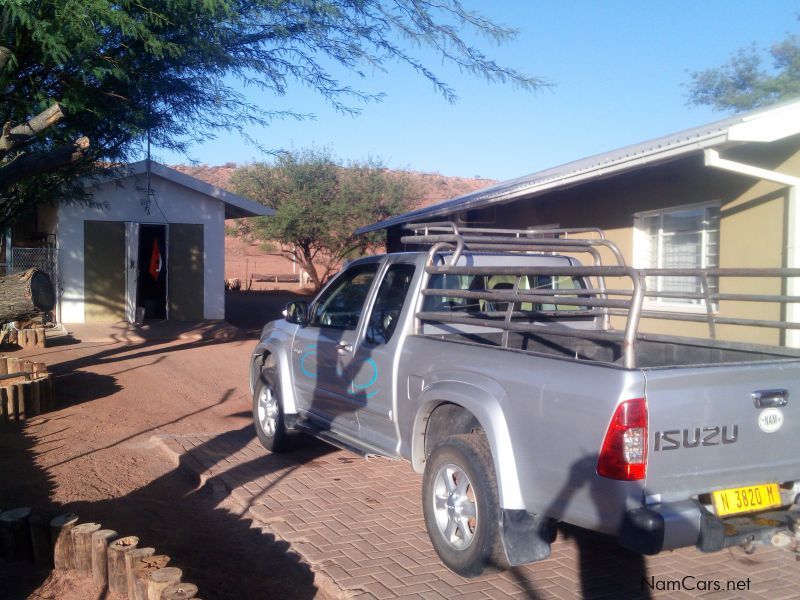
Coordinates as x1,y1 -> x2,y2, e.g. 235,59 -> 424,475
421,434 -> 507,576
253,369 -> 290,452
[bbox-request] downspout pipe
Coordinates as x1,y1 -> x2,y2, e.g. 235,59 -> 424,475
704,149 -> 800,347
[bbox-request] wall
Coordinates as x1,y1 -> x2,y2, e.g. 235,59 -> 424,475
391,137 -> 800,346
58,171 -> 225,323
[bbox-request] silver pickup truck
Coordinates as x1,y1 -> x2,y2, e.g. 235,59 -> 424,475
248,224 -> 800,576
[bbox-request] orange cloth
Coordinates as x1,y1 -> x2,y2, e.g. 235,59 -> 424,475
148,238 -> 162,281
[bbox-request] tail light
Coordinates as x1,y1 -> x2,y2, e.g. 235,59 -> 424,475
597,398 -> 648,481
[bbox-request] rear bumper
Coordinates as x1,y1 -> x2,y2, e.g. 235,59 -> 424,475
619,500 -> 800,555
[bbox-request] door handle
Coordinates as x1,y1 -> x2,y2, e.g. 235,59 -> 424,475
337,341 -> 353,354
752,389 -> 788,408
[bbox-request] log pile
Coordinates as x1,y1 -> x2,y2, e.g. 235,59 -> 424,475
3,325 -> 47,349
0,269 -> 55,325
0,356 -> 54,423
0,508 -> 202,599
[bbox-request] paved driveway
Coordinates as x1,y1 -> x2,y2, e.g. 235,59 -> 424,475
157,427 -> 800,599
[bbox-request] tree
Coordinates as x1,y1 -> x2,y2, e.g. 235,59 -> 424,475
1,1 -> 545,228
231,149 -> 422,290
687,28 -> 800,112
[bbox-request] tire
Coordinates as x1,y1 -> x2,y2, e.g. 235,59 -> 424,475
421,433 -> 507,576
252,368 -> 290,453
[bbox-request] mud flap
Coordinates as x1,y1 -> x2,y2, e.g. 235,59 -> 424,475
500,509 -> 556,566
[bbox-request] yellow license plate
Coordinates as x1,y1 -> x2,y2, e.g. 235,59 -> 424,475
712,483 -> 782,517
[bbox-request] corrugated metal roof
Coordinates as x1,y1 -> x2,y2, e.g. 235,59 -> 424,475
356,99 -> 800,234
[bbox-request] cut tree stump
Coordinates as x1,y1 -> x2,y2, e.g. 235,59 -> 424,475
29,512 -> 53,566
133,554 -> 170,600
107,535 -> 139,596
147,566 -> 182,600
0,269 -> 55,324
71,522 -> 100,576
50,513 -> 79,570
126,547 -> 155,599
91,529 -> 117,589
0,387 -> 8,423
160,582 -> 198,599
0,507 -> 32,562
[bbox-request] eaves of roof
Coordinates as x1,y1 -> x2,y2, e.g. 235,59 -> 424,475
356,98 -> 800,234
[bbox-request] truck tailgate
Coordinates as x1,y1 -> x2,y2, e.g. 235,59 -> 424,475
644,360 -> 800,503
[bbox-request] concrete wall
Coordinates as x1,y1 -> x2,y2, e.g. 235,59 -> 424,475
58,171 -> 225,323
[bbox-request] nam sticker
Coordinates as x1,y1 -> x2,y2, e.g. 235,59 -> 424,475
758,408 -> 784,433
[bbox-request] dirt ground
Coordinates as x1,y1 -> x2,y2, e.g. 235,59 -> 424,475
0,290 -> 322,600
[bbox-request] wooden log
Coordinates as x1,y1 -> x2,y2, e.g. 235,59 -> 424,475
33,361 -> 46,375
147,566 -> 182,600
91,529 -> 117,590
10,383 -> 20,421
71,522 -> 100,576
1,386 -> 8,424
107,535 -> 139,596
7,357 -> 20,373
126,547 -> 155,599
36,327 -> 45,348
29,512 -> 53,566
31,378 -> 41,416
21,358 -> 33,373
18,380 -> 32,420
0,507 -> 32,562
50,513 -> 79,570
0,269 -> 56,324
0,357 -> 7,375
160,582 -> 198,599
45,373 -> 54,412
133,555 -> 170,600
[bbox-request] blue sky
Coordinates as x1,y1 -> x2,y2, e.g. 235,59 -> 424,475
154,1 -> 799,181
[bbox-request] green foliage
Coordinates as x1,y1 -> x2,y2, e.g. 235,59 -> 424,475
231,148 -> 421,289
1,1 -> 544,227
687,27 -> 800,112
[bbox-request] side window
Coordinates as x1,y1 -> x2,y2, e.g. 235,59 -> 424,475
311,263 -> 379,330
366,264 -> 416,345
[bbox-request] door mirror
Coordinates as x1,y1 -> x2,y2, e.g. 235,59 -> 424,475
283,300 -> 309,325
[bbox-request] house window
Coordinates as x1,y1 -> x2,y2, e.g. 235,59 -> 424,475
634,203 -> 720,307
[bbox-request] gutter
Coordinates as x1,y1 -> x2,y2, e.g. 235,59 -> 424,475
704,149 -> 800,348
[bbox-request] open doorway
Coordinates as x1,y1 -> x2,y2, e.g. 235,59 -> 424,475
137,224 -> 167,319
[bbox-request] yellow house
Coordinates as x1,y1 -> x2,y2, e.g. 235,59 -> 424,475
359,100 -> 800,348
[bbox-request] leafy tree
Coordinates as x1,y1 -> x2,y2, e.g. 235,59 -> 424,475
1,1 -> 544,228
231,149 -> 422,290
687,28 -> 800,112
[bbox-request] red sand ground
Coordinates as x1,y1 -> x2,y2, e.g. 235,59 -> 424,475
0,291 -> 321,600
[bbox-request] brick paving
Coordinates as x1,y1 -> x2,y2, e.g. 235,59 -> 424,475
155,429 -> 799,599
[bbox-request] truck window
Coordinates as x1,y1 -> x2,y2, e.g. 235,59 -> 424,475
423,273 -> 586,315
311,263 -> 379,330
366,264 -> 416,344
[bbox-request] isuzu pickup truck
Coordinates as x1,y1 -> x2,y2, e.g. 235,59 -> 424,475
248,223 -> 800,576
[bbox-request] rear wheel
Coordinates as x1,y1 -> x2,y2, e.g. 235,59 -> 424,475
253,369 -> 289,452
422,433 -> 507,576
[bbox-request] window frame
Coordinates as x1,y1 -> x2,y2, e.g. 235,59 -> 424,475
633,200 -> 721,314
309,262 -> 381,330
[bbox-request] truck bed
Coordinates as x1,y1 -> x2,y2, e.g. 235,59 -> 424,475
428,329 -> 800,369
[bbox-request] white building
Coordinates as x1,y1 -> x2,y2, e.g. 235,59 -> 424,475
7,160 -> 271,324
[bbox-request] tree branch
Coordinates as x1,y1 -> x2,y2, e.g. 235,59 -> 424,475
0,136 -> 89,191
0,103 -> 65,155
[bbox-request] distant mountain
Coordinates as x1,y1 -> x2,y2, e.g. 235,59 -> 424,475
171,164 -> 496,211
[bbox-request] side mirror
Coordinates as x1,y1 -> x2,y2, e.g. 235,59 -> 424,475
283,300 -> 309,325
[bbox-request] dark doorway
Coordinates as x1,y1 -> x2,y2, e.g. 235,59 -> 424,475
137,224 -> 167,319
